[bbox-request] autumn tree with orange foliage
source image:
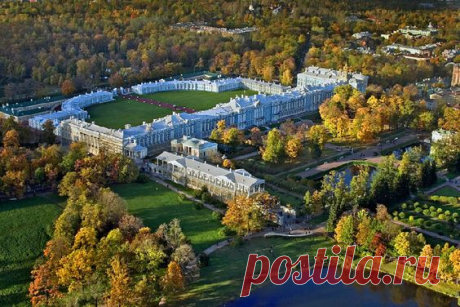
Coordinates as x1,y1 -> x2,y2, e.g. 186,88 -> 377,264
222,192 -> 278,235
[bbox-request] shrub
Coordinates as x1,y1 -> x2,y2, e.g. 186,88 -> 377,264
178,194 -> 186,202
423,209 -> 430,216
408,216 -> 414,222
393,216 -> 399,221
430,206 -> 436,212
423,204 -> 429,209
201,192 -> 212,203
401,203 -> 407,210
392,211 -> 398,216
212,211 -> 223,221
398,212 -> 406,219
413,202 -> 419,208
437,208 -> 443,214
424,220 -> 432,228
218,226 -> 234,236
194,202 -> 204,210
198,253 -> 210,268
136,173 -> 150,183
430,212 -> 438,218
452,213 -> 459,219
434,223 -> 442,230
414,207 -> 422,214
438,214 -> 445,220
445,210 -> 451,216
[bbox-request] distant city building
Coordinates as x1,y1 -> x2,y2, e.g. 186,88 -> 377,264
29,91 -> 113,130
432,129 -> 454,143
150,151 -> 265,202
171,136 -> 218,160
442,49 -> 459,62
396,23 -> 438,38
382,43 -> 438,58
172,22 -> 256,37
352,31 -> 372,40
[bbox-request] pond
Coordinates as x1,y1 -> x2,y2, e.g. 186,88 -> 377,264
226,269 -> 458,307
315,164 -> 377,187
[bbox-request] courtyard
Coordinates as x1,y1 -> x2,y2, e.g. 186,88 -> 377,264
86,89 -> 258,129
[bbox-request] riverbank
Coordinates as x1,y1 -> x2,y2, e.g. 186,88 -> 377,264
175,235 -> 335,307
176,234 -> 459,306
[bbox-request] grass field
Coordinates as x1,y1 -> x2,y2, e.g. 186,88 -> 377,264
144,89 -> 258,111
432,186 -> 460,198
178,236 -> 334,307
111,180 -> 226,252
0,195 -> 63,307
86,98 -> 173,129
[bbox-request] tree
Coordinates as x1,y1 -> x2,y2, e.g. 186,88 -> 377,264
61,80 -> 76,96
222,159 -> 235,169
222,127 -> 243,146
393,231 -> 425,256
335,215 -> 354,245
285,137 -> 302,160
356,214 -> 373,249
280,69 -> 293,86
420,245 -> 434,269
262,129 -> 285,163
106,256 -> 133,306
3,129 -> 20,149
41,120 -> 56,144
307,125 -> 329,150
223,193 -> 277,235
108,72 -> 125,88
249,127 -> 263,147
304,190 -> 323,215
449,249 -> 460,283
161,261 -> 185,295
438,107 -> 460,132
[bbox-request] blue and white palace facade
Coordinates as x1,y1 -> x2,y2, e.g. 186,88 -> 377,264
29,91 -> 114,129
53,67 -> 368,159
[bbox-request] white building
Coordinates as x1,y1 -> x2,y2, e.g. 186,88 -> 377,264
296,66 -> 369,92
151,151 -> 265,202
55,69 -> 369,159
29,91 -> 113,130
171,136 -> 218,160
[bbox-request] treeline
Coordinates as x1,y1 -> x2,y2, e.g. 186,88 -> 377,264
319,84 -> 452,142
304,152 -> 437,232
0,116 -> 138,198
334,206 -> 460,284
30,158 -> 196,306
1,0 -> 458,100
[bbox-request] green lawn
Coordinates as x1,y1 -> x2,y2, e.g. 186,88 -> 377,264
111,181 -> 226,252
0,196 -> 63,307
178,236 -> 334,307
144,89 -> 258,111
265,187 -> 303,208
432,186 -> 460,198
87,98 -> 173,129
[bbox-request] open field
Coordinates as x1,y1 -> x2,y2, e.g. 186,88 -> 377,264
144,89 -> 258,111
178,236 -> 334,307
0,196 -> 63,307
111,180 -> 226,252
87,98 -> 173,129
432,186 -> 460,198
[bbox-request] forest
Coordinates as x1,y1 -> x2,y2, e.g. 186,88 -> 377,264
0,0 -> 458,102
